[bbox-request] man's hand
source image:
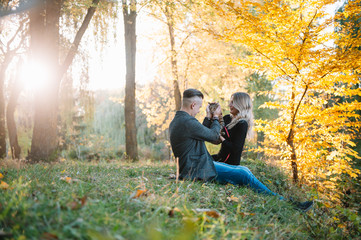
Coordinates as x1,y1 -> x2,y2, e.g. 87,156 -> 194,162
206,104 -> 213,119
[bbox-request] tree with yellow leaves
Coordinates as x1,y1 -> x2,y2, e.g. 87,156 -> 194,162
204,0 -> 361,203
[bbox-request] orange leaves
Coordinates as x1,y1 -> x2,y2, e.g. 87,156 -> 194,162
60,176 -> 72,184
0,181 -> 9,190
194,208 -> 221,219
0,172 -> 7,190
131,189 -> 148,199
129,187 -> 149,201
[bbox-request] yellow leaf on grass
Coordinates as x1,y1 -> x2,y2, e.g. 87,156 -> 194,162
0,173 -> 4,179
131,189 -> 148,199
0,181 -> 9,190
227,195 -> 239,202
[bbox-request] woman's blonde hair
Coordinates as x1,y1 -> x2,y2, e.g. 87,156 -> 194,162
227,92 -> 254,139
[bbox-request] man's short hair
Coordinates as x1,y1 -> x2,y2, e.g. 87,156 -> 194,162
182,89 -> 203,107
183,88 -> 204,99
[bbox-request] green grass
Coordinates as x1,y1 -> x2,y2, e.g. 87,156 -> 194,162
0,158 -> 360,239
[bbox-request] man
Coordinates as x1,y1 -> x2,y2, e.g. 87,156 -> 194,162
169,88 -> 314,212
169,88 -> 222,180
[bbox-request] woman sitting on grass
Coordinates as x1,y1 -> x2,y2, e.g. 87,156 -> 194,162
210,92 -> 253,166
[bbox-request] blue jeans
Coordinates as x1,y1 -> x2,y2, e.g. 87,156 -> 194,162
214,162 -> 284,200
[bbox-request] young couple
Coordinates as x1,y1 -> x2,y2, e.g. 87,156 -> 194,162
169,88 -> 313,212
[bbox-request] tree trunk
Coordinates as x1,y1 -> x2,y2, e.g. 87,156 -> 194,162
122,0 -> 138,160
287,88 -> 298,183
29,0 -> 60,162
286,85 -> 308,183
29,0 -> 99,162
0,74 -> 6,158
6,64 -> 22,159
165,5 -> 181,111
0,51 -> 16,158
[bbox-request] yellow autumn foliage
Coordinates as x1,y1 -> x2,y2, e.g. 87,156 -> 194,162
205,0 -> 361,204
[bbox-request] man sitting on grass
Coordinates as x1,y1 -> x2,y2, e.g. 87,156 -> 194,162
169,88 -> 313,212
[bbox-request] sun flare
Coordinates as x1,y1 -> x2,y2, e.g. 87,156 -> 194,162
19,60 -> 54,92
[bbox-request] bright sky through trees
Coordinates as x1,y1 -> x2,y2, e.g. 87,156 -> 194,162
88,10 -> 162,90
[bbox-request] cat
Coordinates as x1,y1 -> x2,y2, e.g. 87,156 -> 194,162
208,102 -> 224,128
208,102 -> 226,144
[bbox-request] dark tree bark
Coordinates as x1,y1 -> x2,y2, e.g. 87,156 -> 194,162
122,0 -> 138,160
286,85 -> 308,183
29,0 -> 61,162
0,19 -> 26,158
0,13 -> 27,159
7,64 -> 22,159
29,0 -> 100,162
0,54 -> 11,158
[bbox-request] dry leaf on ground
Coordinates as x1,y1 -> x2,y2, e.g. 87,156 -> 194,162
0,181 -> 9,190
168,207 -> 181,217
130,189 -> 148,199
194,208 -> 221,218
60,176 -> 72,183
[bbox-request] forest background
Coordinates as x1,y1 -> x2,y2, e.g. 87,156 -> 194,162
0,0 -> 360,220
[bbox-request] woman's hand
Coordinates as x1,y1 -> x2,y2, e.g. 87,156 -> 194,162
220,135 -> 225,142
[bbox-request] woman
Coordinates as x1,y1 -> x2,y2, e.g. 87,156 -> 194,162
211,92 -> 253,165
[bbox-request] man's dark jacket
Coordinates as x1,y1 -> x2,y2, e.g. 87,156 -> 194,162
169,111 -> 221,181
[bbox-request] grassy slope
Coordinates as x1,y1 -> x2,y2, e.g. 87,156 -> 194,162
0,159 -> 358,240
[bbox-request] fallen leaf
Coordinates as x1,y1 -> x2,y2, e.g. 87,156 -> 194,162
68,196 -> 87,210
240,212 -> 256,217
194,208 -> 220,218
42,232 -> 59,240
131,189 -> 148,199
227,195 -> 239,202
205,210 -> 220,218
323,202 -> 331,208
60,176 -> 72,183
80,196 -> 87,206
0,181 -> 9,190
0,173 -> 4,179
168,207 -> 181,217
338,224 -> 346,229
